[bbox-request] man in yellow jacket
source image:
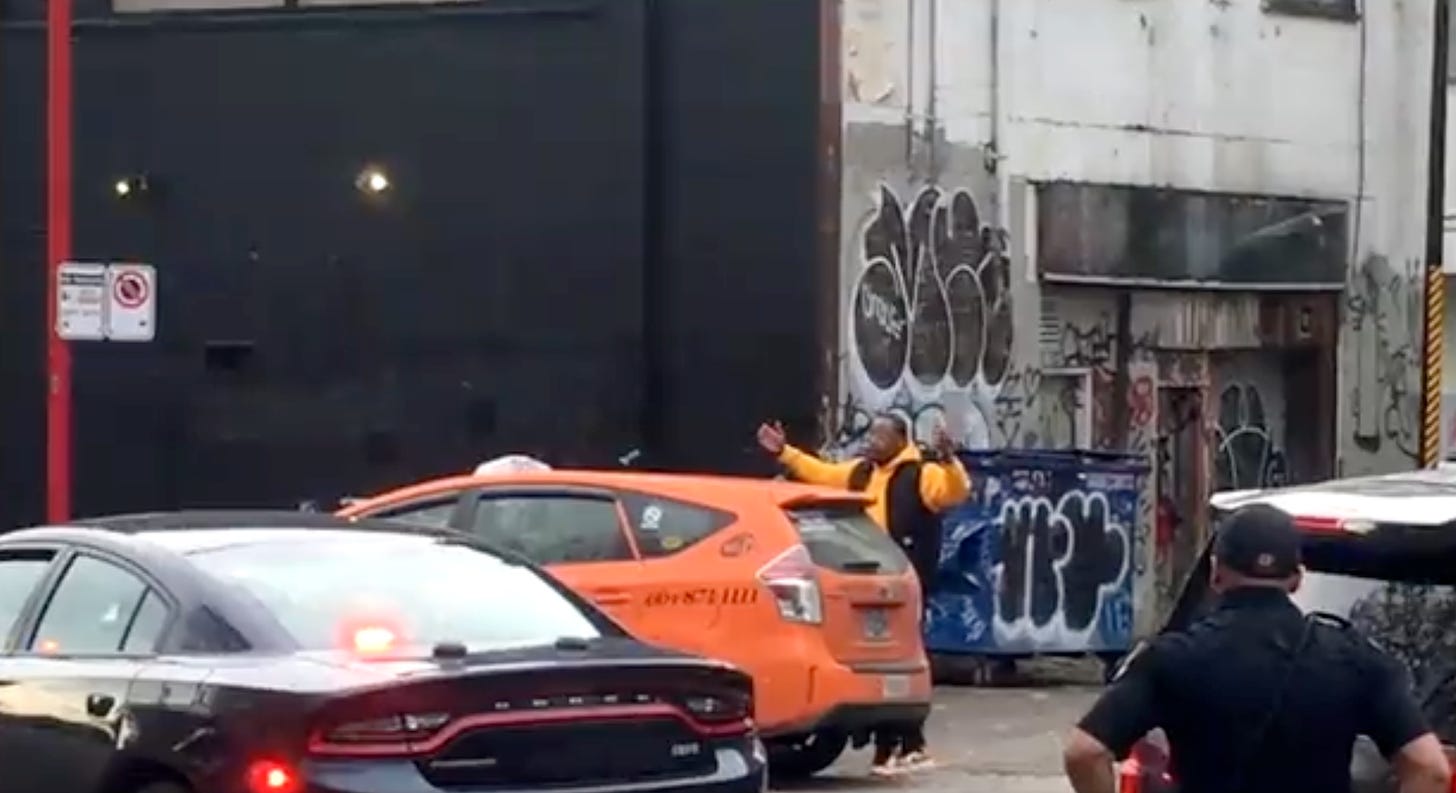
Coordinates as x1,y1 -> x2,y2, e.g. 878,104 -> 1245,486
756,413 -> 971,775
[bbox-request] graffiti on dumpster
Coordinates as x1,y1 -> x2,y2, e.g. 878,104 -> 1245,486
925,458 -> 1140,655
994,491 -> 1129,640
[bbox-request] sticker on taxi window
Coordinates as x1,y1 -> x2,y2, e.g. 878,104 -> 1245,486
640,504 -> 664,532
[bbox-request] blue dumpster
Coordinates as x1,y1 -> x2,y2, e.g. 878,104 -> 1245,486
924,450 -> 1148,656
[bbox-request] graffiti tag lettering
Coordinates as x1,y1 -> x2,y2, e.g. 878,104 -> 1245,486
841,183 -> 1013,452
994,491 -> 1129,639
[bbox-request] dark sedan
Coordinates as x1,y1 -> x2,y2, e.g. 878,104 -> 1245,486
0,511 -> 766,793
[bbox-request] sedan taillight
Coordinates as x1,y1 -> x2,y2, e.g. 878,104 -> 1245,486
310,712 -> 451,755
677,690 -> 754,734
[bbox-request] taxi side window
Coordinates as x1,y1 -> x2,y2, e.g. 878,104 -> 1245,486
370,498 -> 458,529
471,495 -> 632,564
617,492 -> 734,558
29,555 -> 170,655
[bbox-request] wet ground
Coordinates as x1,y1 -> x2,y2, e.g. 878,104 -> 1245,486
779,659 -> 1103,793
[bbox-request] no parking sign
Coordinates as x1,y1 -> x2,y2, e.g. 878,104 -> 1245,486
105,263 -> 155,342
58,262 -> 157,342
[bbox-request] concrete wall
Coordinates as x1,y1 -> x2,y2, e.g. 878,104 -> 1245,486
835,0 -> 1433,638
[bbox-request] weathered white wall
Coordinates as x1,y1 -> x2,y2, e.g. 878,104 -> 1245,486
1446,87 -> 1456,274
837,0 -> 1434,638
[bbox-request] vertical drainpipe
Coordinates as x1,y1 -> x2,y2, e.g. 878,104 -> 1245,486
816,0 -> 845,448
926,0 -> 939,178
904,0 -> 916,168
989,0 -> 1005,182
1420,0 -> 1450,468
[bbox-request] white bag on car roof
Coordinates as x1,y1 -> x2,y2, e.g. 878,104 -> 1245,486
473,455 -> 552,475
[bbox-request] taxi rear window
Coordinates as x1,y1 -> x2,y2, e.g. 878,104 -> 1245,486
788,506 -> 909,575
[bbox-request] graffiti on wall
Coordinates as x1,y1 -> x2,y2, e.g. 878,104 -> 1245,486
1044,313 -> 1160,451
1213,383 -> 1288,491
984,367 -> 1088,451
1349,255 -> 1419,460
925,461 -> 1139,654
842,183 -> 1013,451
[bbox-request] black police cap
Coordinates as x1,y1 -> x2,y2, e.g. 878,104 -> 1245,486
1214,503 -> 1302,579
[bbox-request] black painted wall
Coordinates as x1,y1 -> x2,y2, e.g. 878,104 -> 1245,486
0,0 -> 822,526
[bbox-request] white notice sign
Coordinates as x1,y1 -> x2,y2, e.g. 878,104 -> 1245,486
56,262 -> 106,341
105,263 -> 156,342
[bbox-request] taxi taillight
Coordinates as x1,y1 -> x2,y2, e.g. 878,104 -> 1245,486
756,544 -> 823,625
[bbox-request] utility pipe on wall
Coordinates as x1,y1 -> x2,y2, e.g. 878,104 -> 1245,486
46,0 -> 74,520
1421,0 -> 1450,468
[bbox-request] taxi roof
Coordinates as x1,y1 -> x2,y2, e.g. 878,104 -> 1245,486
349,469 -> 872,510
1210,462 -> 1456,527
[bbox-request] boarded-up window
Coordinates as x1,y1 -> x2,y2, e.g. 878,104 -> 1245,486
115,0 -> 279,12
1036,182 -> 1349,289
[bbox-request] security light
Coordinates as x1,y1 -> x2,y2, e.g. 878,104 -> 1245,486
356,166 -> 391,195
112,175 -> 149,199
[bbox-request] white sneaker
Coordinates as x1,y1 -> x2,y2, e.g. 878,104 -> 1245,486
899,751 -> 937,771
869,757 -> 906,778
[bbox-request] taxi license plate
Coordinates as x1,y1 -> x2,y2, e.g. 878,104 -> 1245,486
861,608 -> 891,640
881,674 -> 910,700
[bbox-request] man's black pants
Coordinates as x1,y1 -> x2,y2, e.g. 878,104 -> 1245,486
871,576 -> 932,762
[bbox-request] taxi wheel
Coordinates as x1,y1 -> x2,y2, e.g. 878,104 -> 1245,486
767,730 -> 848,779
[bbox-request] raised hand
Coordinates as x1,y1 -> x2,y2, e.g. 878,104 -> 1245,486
756,421 -> 787,455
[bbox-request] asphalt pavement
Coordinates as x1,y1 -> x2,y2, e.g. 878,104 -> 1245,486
778,665 -> 1101,793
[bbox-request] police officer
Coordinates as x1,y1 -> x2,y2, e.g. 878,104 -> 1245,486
1062,503 -> 1452,793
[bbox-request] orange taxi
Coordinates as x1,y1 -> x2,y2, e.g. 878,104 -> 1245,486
337,467 -> 933,777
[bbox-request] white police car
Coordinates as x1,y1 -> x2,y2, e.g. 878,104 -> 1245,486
1119,464 -> 1456,793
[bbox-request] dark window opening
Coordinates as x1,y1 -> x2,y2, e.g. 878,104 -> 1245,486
1262,0 -> 1359,22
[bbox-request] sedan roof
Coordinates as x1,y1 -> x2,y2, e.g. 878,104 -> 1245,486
134,527 -> 454,556
71,509 -> 401,533
2,510 -> 463,554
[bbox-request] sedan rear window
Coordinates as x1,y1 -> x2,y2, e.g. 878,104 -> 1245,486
788,506 -> 909,575
186,533 -> 606,653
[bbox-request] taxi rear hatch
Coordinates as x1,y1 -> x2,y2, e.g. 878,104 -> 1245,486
763,494 -> 922,667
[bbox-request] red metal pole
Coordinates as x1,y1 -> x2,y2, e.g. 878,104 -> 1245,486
45,0 -> 72,522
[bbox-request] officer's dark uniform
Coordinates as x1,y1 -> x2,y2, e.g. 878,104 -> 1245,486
1076,505 -> 1431,793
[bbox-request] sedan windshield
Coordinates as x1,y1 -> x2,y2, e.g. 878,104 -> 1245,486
184,531 -> 605,653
